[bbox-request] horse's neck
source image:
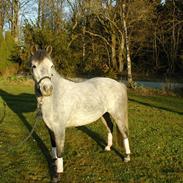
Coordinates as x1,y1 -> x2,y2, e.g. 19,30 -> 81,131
52,69 -> 64,84
52,69 -> 73,87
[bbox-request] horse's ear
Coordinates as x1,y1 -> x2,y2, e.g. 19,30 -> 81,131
31,45 -> 38,55
46,45 -> 52,56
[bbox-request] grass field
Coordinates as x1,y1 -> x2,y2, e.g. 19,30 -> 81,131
0,78 -> 183,183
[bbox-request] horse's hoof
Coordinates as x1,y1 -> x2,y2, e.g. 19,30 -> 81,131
52,173 -> 62,183
52,177 -> 59,183
124,155 -> 130,162
105,146 -> 111,151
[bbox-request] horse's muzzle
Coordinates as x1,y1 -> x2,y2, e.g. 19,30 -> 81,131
41,84 -> 53,96
37,76 -> 53,96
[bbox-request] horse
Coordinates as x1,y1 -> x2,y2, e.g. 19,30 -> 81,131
30,45 -> 131,178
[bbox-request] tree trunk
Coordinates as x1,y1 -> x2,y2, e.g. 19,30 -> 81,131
0,0 -> 5,31
154,27 -> 158,69
170,0 -> 176,73
0,16 -> 4,31
38,0 -> 45,28
11,0 -> 19,43
54,0 -> 62,31
38,0 -> 41,27
118,33 -> 125,73
122,4 -> 133,87
111,32 -> 117,70
82,20 -> 86,63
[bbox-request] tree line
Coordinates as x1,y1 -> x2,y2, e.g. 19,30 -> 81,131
0,0 -> 183,84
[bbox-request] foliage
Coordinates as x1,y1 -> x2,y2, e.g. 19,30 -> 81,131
1,0 -> 183,79
0,31 -> 18,76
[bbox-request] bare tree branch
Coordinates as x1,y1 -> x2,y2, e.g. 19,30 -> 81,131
85,30 -> 111,47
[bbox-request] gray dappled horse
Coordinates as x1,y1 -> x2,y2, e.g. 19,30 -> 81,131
30,45 -> 131,178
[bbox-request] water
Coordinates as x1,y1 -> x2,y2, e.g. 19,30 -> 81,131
137,81 -> 183,90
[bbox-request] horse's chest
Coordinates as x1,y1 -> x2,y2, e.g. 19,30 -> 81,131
41,99 -> 54,128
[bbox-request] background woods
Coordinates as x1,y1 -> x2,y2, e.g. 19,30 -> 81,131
0,0 -> 182,82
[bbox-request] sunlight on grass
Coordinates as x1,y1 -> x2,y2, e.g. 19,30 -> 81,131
0,80 -> 182,182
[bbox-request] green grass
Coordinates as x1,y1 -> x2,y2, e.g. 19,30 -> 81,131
0,79 -> 183,183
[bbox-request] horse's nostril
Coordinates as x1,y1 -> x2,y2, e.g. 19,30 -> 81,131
43,85 -> 53,95
43,85 -> 47,92
42,85 -> 53,96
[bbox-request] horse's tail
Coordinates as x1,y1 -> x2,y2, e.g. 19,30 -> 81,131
116,86 -> 129,147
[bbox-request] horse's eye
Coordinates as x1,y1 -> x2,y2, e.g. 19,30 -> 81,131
51,65 -> 54,69
32,65 -> 36,69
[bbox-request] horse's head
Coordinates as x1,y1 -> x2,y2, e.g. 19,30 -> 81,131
30,45 -> 54,96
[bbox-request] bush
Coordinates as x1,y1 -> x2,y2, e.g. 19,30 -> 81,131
23,22 -> 77,77
0,31 -> 18,76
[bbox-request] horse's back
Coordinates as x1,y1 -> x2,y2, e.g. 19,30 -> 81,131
86,77 -> 127,113
87,77 -> 127,98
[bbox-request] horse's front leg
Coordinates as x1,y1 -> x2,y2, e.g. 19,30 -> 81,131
54,129 -> 65,176
47,128 -> 57,160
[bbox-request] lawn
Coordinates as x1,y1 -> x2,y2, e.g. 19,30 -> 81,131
0,78 -> 183,183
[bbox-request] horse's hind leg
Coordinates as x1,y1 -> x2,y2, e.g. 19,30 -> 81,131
116,120 -> 131,162
117,125 -> 131,162
112,114 -> 131,162
102,113 -> 113,151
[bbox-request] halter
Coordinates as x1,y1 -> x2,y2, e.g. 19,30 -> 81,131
35,76 -> 52,118
35,76 -> 52,98
37,76 -> 52,85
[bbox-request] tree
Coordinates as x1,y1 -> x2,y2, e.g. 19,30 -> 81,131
11,0 -> 20,43
122,3 -> 133,86
0,0 -> 6,31
152,0 -> 183,75
38,0 -> 64,30
67,0 -> 158,81
0,0 -> 20,42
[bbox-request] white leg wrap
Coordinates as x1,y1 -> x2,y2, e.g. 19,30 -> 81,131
56,158 -> 63,173
105,133 -> 113,151
123,138 -> 131,155
108,133 -> 113,146
51,147 -> 57,159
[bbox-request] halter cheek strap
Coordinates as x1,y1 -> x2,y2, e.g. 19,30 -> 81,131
35,76 -> 52,118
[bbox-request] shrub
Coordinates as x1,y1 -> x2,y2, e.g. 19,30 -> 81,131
22,22 -> 77,77
0,31 -> 18,76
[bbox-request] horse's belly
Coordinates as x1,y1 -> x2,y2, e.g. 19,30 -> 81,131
66,110 -> 104,127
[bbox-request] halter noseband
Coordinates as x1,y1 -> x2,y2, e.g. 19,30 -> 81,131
35,76 -> 52,98
37,76 -> 51,85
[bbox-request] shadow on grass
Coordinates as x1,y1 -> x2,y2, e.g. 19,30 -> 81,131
0,89 -> 55,180
129,97 -> 183,115
77,126 -> 124,160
